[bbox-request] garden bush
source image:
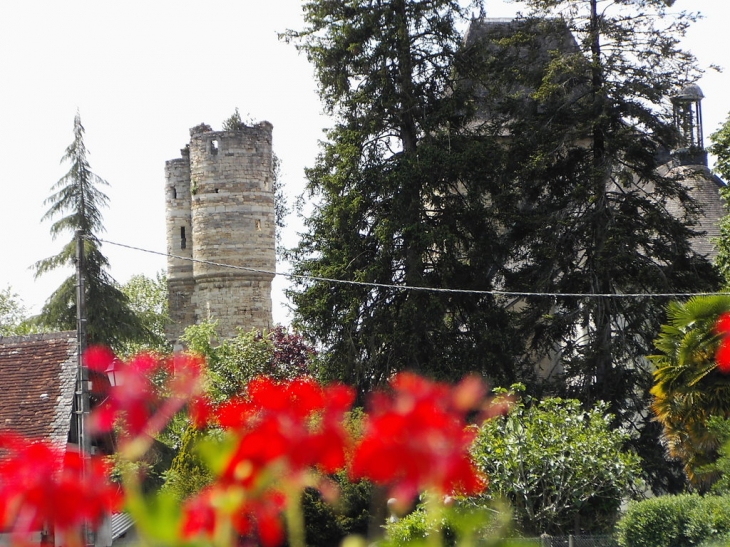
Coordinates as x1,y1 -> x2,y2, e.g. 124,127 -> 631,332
616,494 -> 730,547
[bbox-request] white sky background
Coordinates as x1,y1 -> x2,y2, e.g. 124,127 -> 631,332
0,0 -> 728,326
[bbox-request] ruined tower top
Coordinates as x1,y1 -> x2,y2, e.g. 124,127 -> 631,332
165,121 -> 275,342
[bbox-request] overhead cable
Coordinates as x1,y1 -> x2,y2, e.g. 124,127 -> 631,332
97,237 -> 729,300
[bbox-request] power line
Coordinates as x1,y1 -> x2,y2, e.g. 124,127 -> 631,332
98,237 -> 729,300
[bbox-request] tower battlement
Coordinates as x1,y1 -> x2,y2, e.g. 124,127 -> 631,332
165,121 -> 275,342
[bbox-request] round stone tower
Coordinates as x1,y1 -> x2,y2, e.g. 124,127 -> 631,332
165,145 -> 195,337
165,121 -> 275,342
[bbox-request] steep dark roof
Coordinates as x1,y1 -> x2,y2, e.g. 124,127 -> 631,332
462,17 -> 583,123
0,332 -> 77,450
464,17 -> 580,59
667,164 -> 726,259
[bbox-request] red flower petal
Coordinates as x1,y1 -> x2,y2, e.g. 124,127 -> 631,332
717,313 -> 730,335
83,346 -> 116,372
717,337 -> 730,374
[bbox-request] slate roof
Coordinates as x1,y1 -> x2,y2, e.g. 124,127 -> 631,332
462,17 -> 583,126
667,164 -> 726,260
0,332 -> 77,451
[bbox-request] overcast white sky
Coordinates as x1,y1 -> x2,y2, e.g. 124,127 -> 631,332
1,0 -> 728,325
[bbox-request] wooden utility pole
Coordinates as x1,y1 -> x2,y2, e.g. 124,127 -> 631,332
75,229 -> 93,546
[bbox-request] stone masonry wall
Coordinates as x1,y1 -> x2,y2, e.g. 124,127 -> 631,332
165,122 -> 275,342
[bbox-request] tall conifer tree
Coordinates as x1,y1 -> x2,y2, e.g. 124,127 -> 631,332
35,112 -> 147,349
284,0 -> 526,393
478,0 -> 719,490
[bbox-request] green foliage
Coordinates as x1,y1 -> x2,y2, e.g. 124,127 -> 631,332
285,0 -> 717,494
710,112 -> 730,183
181,320 -> 316,402
713,186 -> 730,287
650,296 -> 730,490
119,271 -> 171,355
272,152 -> 288,254
472,0 -> 717,493
209,329 -> 274,400
299,487 -> 344,547
296,474 -> 374,547
0,286 -> 38,336
34,112 -> 148,349
284,0 -> 527,395
382,501 -> 508,547
616,494 -> 730,547
162,425 -> 214,502
221,107 -> 247,131
164,321 -> 319,501
710,111 -> 730,287
700,417 -> 730,495
111,438 -> 176,495
472,390 -> 642,535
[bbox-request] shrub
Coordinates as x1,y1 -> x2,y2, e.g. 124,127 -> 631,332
616,494 -> 730,547
472,391 -> 642,535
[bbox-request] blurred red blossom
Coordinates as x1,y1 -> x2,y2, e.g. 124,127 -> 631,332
182,486 -> 286,547
716,314 -> 730,374
2,342 -> 506,547
0,433 -> 121,538
350,372 -> 492,505
717,337 -> 730,374
215,376 -> 355,489
85,347 -> 204,443
717,312 -> 730,335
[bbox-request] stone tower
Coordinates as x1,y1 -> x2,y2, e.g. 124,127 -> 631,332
165,121 -> 275,342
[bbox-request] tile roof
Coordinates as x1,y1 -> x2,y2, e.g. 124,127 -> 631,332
0,332 -> 77,451
673,165 -> 726,260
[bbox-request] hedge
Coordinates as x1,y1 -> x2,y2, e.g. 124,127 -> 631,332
616,494 -> 730,547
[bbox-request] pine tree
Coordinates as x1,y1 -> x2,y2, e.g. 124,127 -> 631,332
35,112 -> 147,349
283,0 -> 526,394
478,0 -> 719,490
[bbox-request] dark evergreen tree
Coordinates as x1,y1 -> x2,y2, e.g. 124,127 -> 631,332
476,0 -> 719,491
35,112 -> 148,349
283,0 -> 526,394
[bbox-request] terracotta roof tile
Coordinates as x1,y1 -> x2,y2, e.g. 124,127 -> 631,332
0,332 -> 77,451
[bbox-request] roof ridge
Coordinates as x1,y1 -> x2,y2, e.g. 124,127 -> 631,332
0,331 -> 76,345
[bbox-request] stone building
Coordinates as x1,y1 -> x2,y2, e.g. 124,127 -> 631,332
466,18 -> 725,261
165,121 -> 276,343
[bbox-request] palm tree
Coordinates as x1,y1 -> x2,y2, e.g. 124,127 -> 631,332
650,295 -> 730,490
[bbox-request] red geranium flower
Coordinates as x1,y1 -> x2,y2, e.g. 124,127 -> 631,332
717,312 -> 730,336
0,433 -> 121,537
714,314 -> 730,374
717,336 -> 730,374
350,372 -> 489,504
85,347 -> 203,443
182,486 -> 286,547
214,377 -> 354,489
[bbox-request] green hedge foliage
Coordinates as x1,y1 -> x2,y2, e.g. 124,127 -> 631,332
617,494 -> 730,547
